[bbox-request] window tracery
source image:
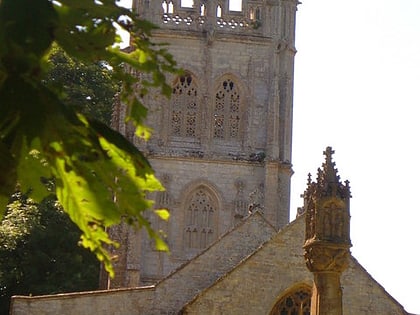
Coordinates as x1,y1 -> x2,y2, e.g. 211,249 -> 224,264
170,74 -> 198,139
184,187 -> 217,250
270,289 -> 311,315
213,78 -> 242,141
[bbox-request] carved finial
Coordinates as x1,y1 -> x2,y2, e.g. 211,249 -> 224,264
303,148 -> 351,315
303,147 -> 351,245
323,146 -> 334,162
322,146 -> 339,184
311,146 -> 350,199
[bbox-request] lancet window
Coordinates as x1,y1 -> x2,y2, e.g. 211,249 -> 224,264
270,289 -> 311,315
216,5 -> 222,18
249,7 -> 261,21
170,74 -> 199,139
162,1 -> 174,14
213,78 -> 242,141
184,187 -> 217,250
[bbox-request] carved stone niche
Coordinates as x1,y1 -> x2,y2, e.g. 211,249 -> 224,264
303,197 -> 351,274
313,198 -> 350,244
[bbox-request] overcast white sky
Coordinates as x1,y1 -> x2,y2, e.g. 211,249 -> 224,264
292,1 -> 420,313
120,0 -> 420,313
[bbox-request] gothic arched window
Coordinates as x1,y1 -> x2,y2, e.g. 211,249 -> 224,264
184,187 -> 218,250
213,78 -> 242,141
170,74 -> 199,139
270,288 -> 311,315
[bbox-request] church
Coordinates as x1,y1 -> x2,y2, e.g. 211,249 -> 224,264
11,1 -> 415,314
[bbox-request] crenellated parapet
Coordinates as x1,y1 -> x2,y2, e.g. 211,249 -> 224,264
159,0 -> 263,32
134,0 -> 299,40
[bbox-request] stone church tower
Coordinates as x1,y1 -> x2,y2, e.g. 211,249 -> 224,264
108,0 -> 300,288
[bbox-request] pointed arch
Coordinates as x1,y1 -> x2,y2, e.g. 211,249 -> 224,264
182,182 -> 221,251
169,71 -> 200,141
212,74 -> 246,143
270,284 -> 312,315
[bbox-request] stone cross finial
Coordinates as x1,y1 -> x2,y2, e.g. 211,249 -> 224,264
323,146 -> 334,161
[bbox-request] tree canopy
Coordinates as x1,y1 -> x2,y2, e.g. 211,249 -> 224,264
44,45 -> 118,125
0,0 -> 178,275
0,192 -> 100,315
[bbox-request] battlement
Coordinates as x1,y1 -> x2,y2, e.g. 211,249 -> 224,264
135,0 -> 271,35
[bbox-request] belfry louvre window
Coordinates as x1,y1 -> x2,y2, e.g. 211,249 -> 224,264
170,74 -> 198,139
184,187 -> 217,250
270,289 -> 311,315
213,78 -> 241,141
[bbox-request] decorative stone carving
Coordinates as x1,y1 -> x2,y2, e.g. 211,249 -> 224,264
304,245 -> 350,273
302,147 -> 351,315
303,147 -> 351,247
248,183 -> 264,214
234,179 -> 247,219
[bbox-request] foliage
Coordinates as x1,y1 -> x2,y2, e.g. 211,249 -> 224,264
44,46 -> 118,125
0,0 -> 178,275
0,192 -> 100,315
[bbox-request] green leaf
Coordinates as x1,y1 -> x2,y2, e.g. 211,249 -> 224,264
0,0 -> 180,276
155,209 -> 170,221
16,142 -> 52,203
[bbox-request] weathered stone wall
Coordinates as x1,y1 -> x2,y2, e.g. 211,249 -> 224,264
11,287 -> 156,315
181,216 -> 409,315
149,212 -> 276,313
181,214 -> 313,314
139,157 -> 267,282
138,36 -> 280,165
11,213 -> 276,315
11,215 -> 410,315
